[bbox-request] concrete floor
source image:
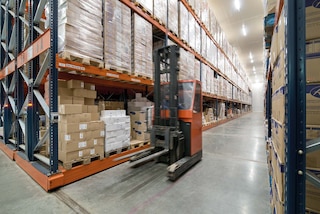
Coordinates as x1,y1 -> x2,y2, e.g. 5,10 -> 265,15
0,112 -> 270,214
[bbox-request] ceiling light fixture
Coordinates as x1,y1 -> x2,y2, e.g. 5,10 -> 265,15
242,24 -> 247,36
253,66 -> 256,71
250,59 -> 254,63
249,52 -> 253,60
234,0 -> 240,11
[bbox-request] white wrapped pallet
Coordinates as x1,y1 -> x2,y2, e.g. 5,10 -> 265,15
133,0 -> 153,14
153,0 -> 167,25
104,0 -> 131,73
168,0 -> 179,36
132,14 -> 153,79
179,2 -> 189,43
58,0 -> 103,61
200,0 -> 209,30
194,60 -> 201,81
100,110 -> 131,152
188,13 -> 196,50
179,48 -> 195,80
195,23 -> 201,54
201,64 -> 207,93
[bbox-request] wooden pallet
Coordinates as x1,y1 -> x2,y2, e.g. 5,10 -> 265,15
130,140 -> 150,149
59,51 -> 104,68
62,153 -> 104,170
105,63 -> 130,74
104,146 -> 130,158
136,74 -> 152,80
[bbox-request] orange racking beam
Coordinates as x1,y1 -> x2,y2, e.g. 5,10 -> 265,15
0,142 -> 15,160
0,29 -> 50,80
14,145 -> 150,191
56,57 -> 154,87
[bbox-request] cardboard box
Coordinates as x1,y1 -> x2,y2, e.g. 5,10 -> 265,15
306,125 -> 320,140
59,149 -> 90,162
91,113 -> 100,121
105,123 -> 130,132
87,105 -> 98,113
84,83 -> 95,91
59,132 -> 81,142
58,88 -> 73,96
306,0 -> 320,40
272,86 -> 285,124
307,111 -> 320,125
133,120 -> 148,131
59,104 -> 82,114
87,121 -> 104,131
60,140 -> 89,153
79,123 -> 88,131
84,98 -> 95,105
130,111 -> 147,122
67,79 -> 84,89
59,122 -> 80,133
78,113 -> 92,122
92,138 -> 104,146
306,170 -> 320,213
271,146 -> 285,203
58,96 -> 73,105
307,150 -> 320,169
82,105 -> 88,113
271,119 -> 285,163
73,96 -> 85,105
59,114 -> 80,123
306,57 -> 320,83
79,131 -> 92,141
101,110 -> 126,117
86,90 -> 97,99
306,84 -> 320,109
91,130 -> 105,138
58,80 -> 68,88
135,130 -> 150,141
72,88 -> 87,98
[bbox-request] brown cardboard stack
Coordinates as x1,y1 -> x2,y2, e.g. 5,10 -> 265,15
100,110 -> 131,153
58,0 -> 103,60
57,80 -> 105,164
104,0 -> 131,72
179,48 -> 195,80
132,14 -> 153,79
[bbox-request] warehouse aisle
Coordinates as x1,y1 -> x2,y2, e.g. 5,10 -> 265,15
0,112 -> 270,214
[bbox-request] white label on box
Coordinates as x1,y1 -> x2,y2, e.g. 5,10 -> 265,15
90,149 -> 95,155
64,134 -> 71,141
100,130 -> 105,137
79,123 -> 87,130
81,82 -> 84,88
78,141 -> 87,148
79,151 -> 83,157
79,132 -> 84,139
94,139 -> 98,145
91,85 -> 95,90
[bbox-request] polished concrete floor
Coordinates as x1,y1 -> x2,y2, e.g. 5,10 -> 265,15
0,112 -> 270,214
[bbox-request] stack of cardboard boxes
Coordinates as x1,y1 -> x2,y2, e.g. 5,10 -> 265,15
100,110 -> 131,154
305,1 -> 320,212
49,79 -> 105,165
128,94 -> 153,142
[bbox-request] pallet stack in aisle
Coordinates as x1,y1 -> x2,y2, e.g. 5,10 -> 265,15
305,1 -> 320,213
46,79 -> 105,169
128,93 -> 153,144
58,0 -> 103,62
100,110 -> 131,156
104,0 -> 131,73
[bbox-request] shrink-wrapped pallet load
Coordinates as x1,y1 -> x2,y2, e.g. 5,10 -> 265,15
58,0 -> 103,61
104,0 -> 131,73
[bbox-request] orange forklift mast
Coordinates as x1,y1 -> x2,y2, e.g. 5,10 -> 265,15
129,45 -> 202,180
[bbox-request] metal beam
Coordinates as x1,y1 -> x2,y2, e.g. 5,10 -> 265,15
34,0 -> 47,24
19,69 -> 31,86
33,89 -> 49,117
34,128 -> 48,152
18,118 -> 25,136
306,138 -> 320,154
306,170 -> 320,189
34,51 -> 49,87
8,96 -> 16,114
18,0 -> 26,15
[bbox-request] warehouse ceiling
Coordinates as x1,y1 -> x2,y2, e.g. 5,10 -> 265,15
208,0 -> 266,86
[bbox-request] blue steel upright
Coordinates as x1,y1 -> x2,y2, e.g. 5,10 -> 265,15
285,0 -> 306,213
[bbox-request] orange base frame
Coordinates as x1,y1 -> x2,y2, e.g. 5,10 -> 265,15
1,143 -> 149,191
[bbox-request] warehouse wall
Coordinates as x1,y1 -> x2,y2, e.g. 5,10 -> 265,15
252,82 -> 265,112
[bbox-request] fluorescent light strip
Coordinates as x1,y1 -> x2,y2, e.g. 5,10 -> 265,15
242,24 -> 247,36
234,0 -> 240,11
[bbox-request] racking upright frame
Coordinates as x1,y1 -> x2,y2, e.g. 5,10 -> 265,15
265,0 -> 307,212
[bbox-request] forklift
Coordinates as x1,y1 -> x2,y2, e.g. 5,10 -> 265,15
130,45 -> 202,181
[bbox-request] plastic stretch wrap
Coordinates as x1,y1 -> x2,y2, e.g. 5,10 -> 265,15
201,0 -> 209,30
209,9 -> 217,39
179,48 -> 195,80
188,0 -> 195,11
194,60 -> 200,81
179,2 -> 188,43
218,50 -> 225,74
168,0 -> 178,35
105,0 -> 131,72
201,64 -> 207,93
133,0 -> 153,13
154,0 -> 167,25
195,23 -> 201,54
201,33 -> 207,59
188,13 -> 196,50
58,0 -> 103,60
133,14 -> 153,78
